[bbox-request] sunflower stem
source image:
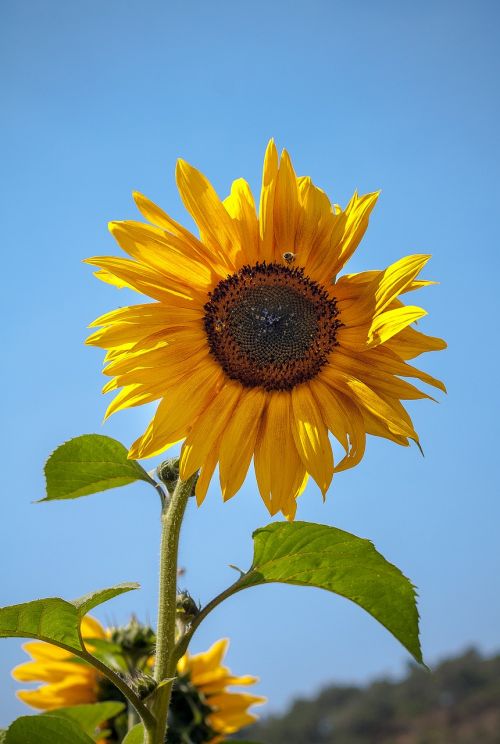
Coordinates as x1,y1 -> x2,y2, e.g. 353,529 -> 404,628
149,473 -> 197,744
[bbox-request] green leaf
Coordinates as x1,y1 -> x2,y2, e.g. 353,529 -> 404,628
123,723 -> 145,743
6,715 -> 95,743
42,434 -> 156,501
43,702 -> 125,736
0,583 -> 138,653
0,731 -> 6,743
237,521 -> 422,663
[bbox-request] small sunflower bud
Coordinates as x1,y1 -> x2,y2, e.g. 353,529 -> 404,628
176,590 -> 200,625
128,672 -> 157,700
157,458 -> 199,497
111,615 -> 156,665
156,458 -> 180,494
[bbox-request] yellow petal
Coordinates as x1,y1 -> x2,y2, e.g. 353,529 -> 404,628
129,361 -> 225,459
176,159 -> 239,263
291,385 -> 334,497
132,191 -> 228,272
385,324 -> 447,359
223,178 -> 260,265
179,382 -> 243,480
84,256 -> 197,306
322,367 -> 417,440
254,393 -> 305,516
108,221 -> 216,292
273,149 -> 300,254
338,305 -> 427,350
219,388 -> 267,501
310,378 -> 366,472
340,254 -> 431,326
258,139 -> 279,262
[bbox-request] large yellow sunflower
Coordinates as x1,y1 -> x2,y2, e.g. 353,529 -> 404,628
12,619 -> 263,742
86,140 -> 446,518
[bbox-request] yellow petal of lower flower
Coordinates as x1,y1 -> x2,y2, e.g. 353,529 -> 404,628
18,642 -> 73,663
17,675 -> 98,710
12,660 -> 91,684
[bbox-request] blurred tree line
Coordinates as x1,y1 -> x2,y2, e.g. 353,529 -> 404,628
240,648 -> 500,743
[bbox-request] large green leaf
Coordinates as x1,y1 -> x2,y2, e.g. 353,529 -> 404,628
43,702 -> 125,736
122,724 -> 145,743
0,583 -> 138,653
42,434 -> 156,501
237,522 -> 422,663
6,715 -> 95,743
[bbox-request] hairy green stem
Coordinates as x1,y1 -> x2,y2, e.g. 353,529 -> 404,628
145,473 -> 197,744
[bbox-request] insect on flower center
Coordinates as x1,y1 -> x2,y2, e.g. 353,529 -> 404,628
204,262 -> 341,390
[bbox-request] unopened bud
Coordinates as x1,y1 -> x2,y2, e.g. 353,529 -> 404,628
176,590 -> 200,625
157,458 -> 199,497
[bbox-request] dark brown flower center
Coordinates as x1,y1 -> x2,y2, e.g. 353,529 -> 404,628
204,262 -> 341,390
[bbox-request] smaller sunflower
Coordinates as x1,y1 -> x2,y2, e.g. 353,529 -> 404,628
177,639 -> 265,742
12,615 -> 105,709
12,617 -> 264,743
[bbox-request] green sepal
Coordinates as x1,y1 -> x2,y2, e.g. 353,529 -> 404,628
5,715 -> 95,743
42,702 -> 126,738
236,521 -> 423,664
41,434 -> 156,501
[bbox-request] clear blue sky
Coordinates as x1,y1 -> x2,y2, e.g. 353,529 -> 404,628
1,0 -> 499,728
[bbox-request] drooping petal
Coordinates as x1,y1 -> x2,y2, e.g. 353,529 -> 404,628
219,388 -> 267,501
254,392 -> 306,516
179,382 -> 243,481
291,384 -> 334,497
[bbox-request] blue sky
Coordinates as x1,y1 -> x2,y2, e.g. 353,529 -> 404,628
1,0 -> 499,728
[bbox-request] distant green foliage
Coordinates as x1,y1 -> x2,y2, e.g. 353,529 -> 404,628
243,649 -> 500,744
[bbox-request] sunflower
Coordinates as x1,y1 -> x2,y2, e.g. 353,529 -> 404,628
12,618 -> 264,743
86,140 -> 446,518
12,615 -> 106,709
